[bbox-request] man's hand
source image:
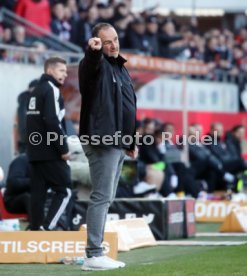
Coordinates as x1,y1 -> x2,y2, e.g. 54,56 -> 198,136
61,152 -> 71,161
88,37 -> 102,51
125,146 -> 139,159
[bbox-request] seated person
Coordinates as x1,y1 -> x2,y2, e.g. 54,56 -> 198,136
138,129 -> 168,197
225,124 -> 247,171
163,123 -> 204,198
188,124 -> 226,193
206,122 -> 244,191
3,154 -> 31,218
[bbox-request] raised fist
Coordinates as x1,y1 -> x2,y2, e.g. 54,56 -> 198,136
88,37 -> 102,51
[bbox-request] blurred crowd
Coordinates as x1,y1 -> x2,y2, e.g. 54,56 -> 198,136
126,118 -> 247,200
0,0 -> 247,80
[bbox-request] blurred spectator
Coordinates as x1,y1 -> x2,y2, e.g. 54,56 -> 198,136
75,5 -> 99,50
235,27 -> 247,45
64,4 -> 78,43
51,2 -> 71,42
113,2 -> 133,48
162,122 -> 203,198
187,34 -> 205,60
28,41 -> 48,64
125,17 -> 149,54
142,118 -> 156,135
112,2 -> 130,23
66,0 -> 79,21
188,124 -> 224,193
0,27 -> 13,60
3,27 -> 13,44
158,20 -> 187,58
15,0 -> 51,34
145,16 -> 159,56
97,2 -> 114,24
10,25 -> 29,47
225,124 -> 247,171
139,130 -> 165,194
205,122 -> 244,191
3,153 -> 31,219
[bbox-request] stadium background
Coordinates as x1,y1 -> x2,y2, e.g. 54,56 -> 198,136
1,0 -> 247,273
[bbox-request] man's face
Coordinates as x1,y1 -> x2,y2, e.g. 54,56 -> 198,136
47,62 -> 68,85
212,124 -> 223,138
98,27 -> 119,58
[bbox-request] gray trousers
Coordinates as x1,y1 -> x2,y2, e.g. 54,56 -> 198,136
82,145 -> 125,257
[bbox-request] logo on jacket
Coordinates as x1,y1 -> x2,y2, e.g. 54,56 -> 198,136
29,97 -> 36,110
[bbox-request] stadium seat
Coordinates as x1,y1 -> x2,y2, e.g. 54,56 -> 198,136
0,189 -> 28,220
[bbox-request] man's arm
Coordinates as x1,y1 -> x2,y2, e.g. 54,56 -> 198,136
79,37 -> 103,80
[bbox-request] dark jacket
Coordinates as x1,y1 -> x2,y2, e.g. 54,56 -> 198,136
225,132 -> 246,170
26,74 -> 69,161
206,136 -> 236,165
146,31 -> 159,56
158,33 -> 184,58
78,48 -> 136,149
139,142 -> 164,164
17,90 -> 30,147
4,154 -> 30,201
125,29 -> 149,54
189,143 -> 224,174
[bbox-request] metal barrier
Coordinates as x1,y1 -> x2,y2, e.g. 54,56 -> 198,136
0,43 -> 83,65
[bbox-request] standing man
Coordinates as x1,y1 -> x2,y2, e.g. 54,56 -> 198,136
26,57 -> 72,230
78,23 -> 138,270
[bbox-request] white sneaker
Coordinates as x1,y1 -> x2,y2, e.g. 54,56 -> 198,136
81,255 -> 125,271
133,181 -> 156,195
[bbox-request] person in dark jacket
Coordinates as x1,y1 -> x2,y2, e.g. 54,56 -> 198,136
125,17 -> 149,54
139,129 -> 178,197
158,20 -> 187,58
225,124 -> 247,170
78,22 -> 138,270
188,124 -> 226,192
145,16 -> 159,56
205,122 -> 242,190
26,57 -> 72,231
16,79 -> 38,153
3,154 -> 31,218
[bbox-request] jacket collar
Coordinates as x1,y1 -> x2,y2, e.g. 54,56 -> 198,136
40,74 -> 61,87
104,54 -> 127,67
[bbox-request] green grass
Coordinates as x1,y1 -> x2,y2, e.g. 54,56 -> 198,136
196,223 -> 221,233
0,245 -> 247,276
1,224 -> 247,275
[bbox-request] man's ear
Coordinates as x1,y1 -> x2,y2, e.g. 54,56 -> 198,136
46,67 -> 52,75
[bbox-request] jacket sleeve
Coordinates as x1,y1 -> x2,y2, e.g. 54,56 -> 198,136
43,86 -> 69,155
78,47 -> 103,95
158,34 -> 183,45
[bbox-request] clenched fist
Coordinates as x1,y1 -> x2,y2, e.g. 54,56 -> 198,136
88,37 -> 102,51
